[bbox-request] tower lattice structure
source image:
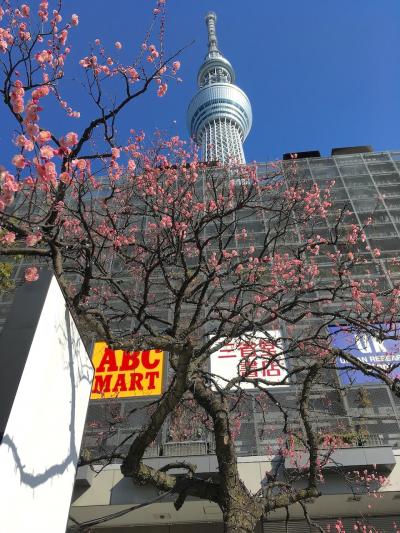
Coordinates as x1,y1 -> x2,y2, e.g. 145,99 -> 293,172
187,12 -> 252,164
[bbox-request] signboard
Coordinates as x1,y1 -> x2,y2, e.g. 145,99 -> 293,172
210,331 -> 288,389
329,324 -> 400,385
91,342 -> 164,399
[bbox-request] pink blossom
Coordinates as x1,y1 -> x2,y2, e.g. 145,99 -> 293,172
11,96 -> 24,113
157,82 -> 168,97
71,14 -> 79,26
2,172 -> 19,193
61,131 -> 79,147
76,159 -> 87,170
35,49 -> 52,64
111,147 -> 121,159
12,154 -> 26,169
9,81 -> 25,113
26,123 -> 39,138
172,60 -> 181,71
373,248 -> 381,257
15,134 -> 33,151
115,41 -> 122,49
19,29 -> 31,42
147,52 -> 157,62
79,56 -> 94,68
26,233 -> 42,246
58,29 -> 68,46
21,4 -> 31,17
38,1 -> 49,22
161,215 -> 172,228
128,159 -> 136,171
53,11 -> 62,23
37,130 -> 52,144
127,67 -> 139,82
0,27 -> 14,53
25,101 -> 39,123
25,266 -> 39,282
2,231 -> 16,244
59,172 -> 72,184
43,161 -> 57,182
40,145 -> 54,160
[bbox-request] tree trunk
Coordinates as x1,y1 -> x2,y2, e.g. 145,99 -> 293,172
223,503 -> 261,533
221,483 -> 262,533
192,378 -> 263,533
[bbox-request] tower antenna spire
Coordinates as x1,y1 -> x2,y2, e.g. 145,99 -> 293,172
205,11 -> 219,55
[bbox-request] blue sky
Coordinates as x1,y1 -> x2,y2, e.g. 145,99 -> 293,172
1,0 -> 400,163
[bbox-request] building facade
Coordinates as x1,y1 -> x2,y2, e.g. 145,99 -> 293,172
69,147 -> 400,532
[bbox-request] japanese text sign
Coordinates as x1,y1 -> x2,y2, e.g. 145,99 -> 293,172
91,342 -> 164,399
210,331 -> 288,389
329,324 -> 400,385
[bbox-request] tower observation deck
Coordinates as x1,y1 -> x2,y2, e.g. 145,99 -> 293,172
187,12 -> 252,164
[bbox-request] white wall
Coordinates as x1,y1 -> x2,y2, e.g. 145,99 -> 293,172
0,277 -> 94,533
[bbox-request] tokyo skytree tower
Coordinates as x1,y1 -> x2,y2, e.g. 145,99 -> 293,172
187,12 -> 252,164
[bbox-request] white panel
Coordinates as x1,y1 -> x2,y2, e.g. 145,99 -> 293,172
210,331 -> 288,389
0,277 -> 94,533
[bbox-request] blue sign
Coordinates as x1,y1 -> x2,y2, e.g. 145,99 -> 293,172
328,324 -> 400,385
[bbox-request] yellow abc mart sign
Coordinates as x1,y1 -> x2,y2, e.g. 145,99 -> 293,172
91,342 -> 164,399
